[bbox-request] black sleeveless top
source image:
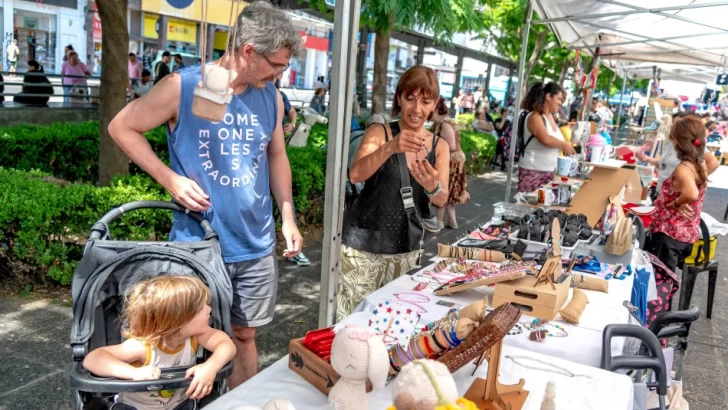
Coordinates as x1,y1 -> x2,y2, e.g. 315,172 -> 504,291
342,122 -> 439,255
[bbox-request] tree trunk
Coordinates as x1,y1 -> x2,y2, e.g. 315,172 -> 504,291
558,60 -> 572,88
97,0 -> 130,185
520,30 -> 548,98
371,14 -> 394,115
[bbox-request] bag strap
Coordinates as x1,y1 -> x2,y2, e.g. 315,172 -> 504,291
698,218 -> 711,268
380,122 -> 416,215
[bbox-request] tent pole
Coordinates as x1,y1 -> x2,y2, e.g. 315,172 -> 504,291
318,0 -> 361,328
504,0 -> 533,202
616,71 -> 627,128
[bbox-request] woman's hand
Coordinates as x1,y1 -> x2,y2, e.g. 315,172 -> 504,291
408,159 -> 439,193
561,142 -> 576,155
390,130 -> 425,154
667,199 -> 695,219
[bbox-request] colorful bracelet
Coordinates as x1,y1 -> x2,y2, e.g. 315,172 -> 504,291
425,181 -> 442,197
422,334 -> 435,356
449,326 -> 462,345
429,331 -> 447,351
409,338 -> 426,359
388,350 -> 401,372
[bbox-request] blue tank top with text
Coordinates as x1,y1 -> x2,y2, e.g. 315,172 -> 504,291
167,66 -> 278,262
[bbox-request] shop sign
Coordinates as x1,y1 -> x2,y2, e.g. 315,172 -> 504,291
142,0 -> 248,26
299,31 -> 329,52
168,18 -> 197,43
91,2 -> 102,40
143,14 -> 160,39
19,0 -> 78,8
23,17 -> 39,29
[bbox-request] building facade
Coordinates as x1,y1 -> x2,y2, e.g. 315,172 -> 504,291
2,0 -> 88,74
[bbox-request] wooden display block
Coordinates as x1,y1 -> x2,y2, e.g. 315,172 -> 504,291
491,276 -> 570,321
288,338 -> 373,396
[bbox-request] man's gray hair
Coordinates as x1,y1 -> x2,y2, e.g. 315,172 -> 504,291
230,1 -> 302,57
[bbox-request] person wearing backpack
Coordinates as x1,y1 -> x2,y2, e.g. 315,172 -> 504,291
517,82 -> 575,193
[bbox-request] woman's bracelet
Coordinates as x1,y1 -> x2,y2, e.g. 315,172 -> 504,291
426,181 -> 442,197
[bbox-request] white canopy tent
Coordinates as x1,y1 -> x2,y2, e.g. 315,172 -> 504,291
503,0 -> 728,201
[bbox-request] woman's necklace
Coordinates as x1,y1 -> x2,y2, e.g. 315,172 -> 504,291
505,355 -> 592,379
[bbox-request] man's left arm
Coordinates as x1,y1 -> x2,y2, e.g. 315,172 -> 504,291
269,90 -> 302,257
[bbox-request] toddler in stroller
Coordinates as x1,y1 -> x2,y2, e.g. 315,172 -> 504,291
83,275 -> 236,409
69,201 -> 235,409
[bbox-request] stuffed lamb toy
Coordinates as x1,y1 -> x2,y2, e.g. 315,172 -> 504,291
328,325 -> 389,410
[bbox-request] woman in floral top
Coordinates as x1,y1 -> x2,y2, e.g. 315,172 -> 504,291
646,116 -> 709,271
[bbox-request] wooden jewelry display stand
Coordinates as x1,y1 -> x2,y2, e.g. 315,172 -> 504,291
464,339 -> 528,410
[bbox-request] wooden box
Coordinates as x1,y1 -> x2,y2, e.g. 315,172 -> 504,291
288,337 -> 372,396
491,276 -> 570,320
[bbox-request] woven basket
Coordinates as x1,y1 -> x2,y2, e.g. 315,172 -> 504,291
192,92 -> 228,122
437,303 -> 521,373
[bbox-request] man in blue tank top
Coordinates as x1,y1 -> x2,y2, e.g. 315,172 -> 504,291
108,1 -> 303,388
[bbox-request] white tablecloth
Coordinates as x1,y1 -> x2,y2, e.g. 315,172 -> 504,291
352,261 -> 636,368
208,345 -> 634,410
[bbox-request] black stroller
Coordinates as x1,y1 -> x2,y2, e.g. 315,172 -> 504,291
69,201 -> 233,409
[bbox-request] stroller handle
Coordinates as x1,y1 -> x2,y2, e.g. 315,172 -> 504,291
89,201 -> 216,240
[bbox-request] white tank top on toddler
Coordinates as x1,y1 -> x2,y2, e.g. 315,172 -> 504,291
117,337 -> 198,410
520,112 -> 565,172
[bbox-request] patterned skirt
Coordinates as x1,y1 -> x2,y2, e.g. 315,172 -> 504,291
336,245 -> 422,323
448,151 -> 470,205
517,167 -> 554,193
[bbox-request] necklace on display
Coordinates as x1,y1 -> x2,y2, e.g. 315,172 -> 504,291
505,355 -> 593,379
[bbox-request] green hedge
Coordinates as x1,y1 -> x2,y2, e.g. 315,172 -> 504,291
0,120 -> 493,285
461,130 -> 497,173
0,169 -> 171,285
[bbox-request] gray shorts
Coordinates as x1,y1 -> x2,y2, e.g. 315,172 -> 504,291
226,252 -> 278,328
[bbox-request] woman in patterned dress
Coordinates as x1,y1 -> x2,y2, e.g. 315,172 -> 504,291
646,116 -> 709,272
432,97 -> 470,229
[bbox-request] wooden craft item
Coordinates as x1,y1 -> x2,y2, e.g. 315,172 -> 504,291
571,273 -> 609,293
559,288 -> 588,324
434,269 -> 528,296
534,220 -> 562,291
438,244 -> 507,262
464,338 -> 529,410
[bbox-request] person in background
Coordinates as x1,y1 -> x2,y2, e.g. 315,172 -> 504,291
6,38 -> 19,77
637,113 -> 718,199
473,87 -> 483,111
493,106 -> 513,171
453,90 -> 464,116
128,53 -> 143,87
155,51 -> 172,85
174,54 -> 185,71
705,121 -> 721,143
61,51 -> 90,104
471,109 -> 494,134
459,89 -> 474,114
432,97 -> 469,229
309,87 -> 326,114
63,44 -> 74,63
517,82 -> 575,193
13,60 -> 53,105
132,69 -> 153,100
646,117 -> 709,272
338,65 -> 450,322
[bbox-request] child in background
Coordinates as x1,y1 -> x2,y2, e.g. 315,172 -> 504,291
83,276 -> 236,410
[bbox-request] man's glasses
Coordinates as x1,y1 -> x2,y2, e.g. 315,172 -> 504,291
257,51 -> 290,74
